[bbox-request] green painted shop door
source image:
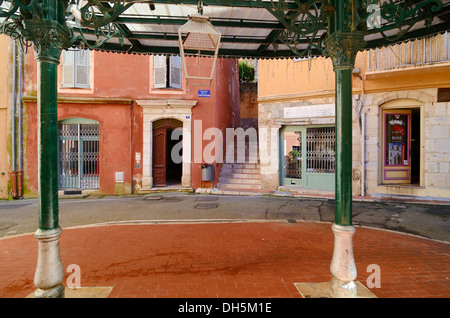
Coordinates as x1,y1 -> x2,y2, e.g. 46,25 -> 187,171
280,126 -> 335,191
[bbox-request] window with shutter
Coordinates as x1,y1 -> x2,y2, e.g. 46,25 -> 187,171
75,49 -> 90,88
169,55 -> 182,89
153,55 -> 167,88
153,55 -> 183,89
61,48 -> 90,88
62,50 -> 75,87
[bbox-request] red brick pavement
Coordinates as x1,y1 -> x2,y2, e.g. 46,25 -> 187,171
0,221 -> 449,298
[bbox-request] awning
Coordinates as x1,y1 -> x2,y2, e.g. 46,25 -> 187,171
2,0 -> 446,59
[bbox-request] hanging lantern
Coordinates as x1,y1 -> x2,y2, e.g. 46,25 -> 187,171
178,14 -> 221,86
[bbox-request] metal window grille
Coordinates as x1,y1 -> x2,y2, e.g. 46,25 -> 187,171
306,127 -> 335,173
58,123 -> 99,189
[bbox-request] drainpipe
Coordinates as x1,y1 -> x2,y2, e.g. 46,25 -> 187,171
352,68 -> 365,197
18,42 -> 24,198
11,39 -> 17,198
361,111 -> 365,197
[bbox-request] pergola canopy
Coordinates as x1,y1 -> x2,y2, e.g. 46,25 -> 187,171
1,0 -> 449,58
1,0 -> 449,299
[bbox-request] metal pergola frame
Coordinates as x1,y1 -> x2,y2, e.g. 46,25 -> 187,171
1,0 -> 449,298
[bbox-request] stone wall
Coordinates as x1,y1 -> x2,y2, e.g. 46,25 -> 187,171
258,88 -> 450,199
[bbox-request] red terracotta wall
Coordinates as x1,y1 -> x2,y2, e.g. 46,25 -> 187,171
24,101 -> 133,195
22,49 -> 239,194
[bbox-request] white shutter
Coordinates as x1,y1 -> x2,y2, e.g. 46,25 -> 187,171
75,49 -> 90,88
153,55 -> 167,88
169,55 -> 182,89
62,50 -> 75,87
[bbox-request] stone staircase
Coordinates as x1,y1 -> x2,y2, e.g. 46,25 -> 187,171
216,136 -> 262,193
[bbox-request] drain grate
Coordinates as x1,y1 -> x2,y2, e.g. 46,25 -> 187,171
0,203 -> 31,210
143,196 -> 163,201
196,196 -> 218,202
287,219 -> 297,223
164,197 -> 182,202
195,203 -> 218,209
0,222 -> 16,231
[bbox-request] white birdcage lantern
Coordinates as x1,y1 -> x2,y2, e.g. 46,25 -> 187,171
178,14 -> 221,86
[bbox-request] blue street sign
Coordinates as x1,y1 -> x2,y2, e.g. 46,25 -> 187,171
198,90 -> 210,97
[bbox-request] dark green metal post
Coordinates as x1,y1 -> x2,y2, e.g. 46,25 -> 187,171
20,0 -> 71,298
334,66 -> 353,226
324,2 -> 366,295
37,59 -> 59,230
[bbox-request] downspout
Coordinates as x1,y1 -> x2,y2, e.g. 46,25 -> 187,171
361,111 -> 365,197
352,67 -> 365,197
11,39 -> 17,198
18,42 -> 24,198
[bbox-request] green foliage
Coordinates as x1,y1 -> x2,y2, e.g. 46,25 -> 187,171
289,150 -> 301,161
239,61 -> 255,82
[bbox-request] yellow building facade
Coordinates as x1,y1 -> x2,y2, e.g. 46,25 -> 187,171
258,32 -> 450,201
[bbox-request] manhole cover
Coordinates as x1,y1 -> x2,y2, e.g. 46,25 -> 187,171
0,222 -> 16,231
164,197 -> 182,202
143,196 -> 162,200
196,196 -> 218,202
0,203 -> 31,210
195,203 -> 218,209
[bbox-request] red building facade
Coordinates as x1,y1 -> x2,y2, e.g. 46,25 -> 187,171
21,49 -> 240,195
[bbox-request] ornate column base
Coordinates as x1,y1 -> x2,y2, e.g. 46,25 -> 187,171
330,223 -> 357,298
34,226 -> 65,298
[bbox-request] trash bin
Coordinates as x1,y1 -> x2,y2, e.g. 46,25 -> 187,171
201,164 -> 214,181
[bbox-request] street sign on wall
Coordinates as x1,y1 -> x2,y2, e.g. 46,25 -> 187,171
198,90 -> 210,97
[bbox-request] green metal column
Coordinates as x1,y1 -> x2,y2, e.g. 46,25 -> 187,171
20,0 -> 71,298
334,66 -> 353,226
324,0 -> 366,297
37,59 -> 59,230
325,29 -> 365,225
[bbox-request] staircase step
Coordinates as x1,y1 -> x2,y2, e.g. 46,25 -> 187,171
220,168 -> 261,174
217,183 -> 262,190
218,177 -> 261,184
219,173 -> 261,179
221,163 -> 260,169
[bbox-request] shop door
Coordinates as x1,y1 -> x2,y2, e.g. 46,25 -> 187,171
152,127 -> 167,186
382,109 -> 411,184
281,126 -> 335,190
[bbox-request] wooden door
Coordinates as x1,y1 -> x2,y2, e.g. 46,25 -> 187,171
382,109 -> 412,184
153,127 -> 167,186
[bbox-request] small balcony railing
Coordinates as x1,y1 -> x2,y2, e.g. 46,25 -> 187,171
367,31 -> 449,71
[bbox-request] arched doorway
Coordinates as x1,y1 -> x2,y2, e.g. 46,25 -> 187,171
152,118 -> 183,187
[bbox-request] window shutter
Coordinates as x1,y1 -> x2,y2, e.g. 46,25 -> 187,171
169,55 -> 182,89
153,55 -> 167,88
62,50 -> 75,87
75,49 -> 90,88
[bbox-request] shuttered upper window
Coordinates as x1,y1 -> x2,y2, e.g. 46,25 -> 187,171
62,48 -> 90,88
153,55 -> 182,89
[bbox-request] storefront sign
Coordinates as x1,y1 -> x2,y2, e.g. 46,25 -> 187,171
284,104 -> 335,119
